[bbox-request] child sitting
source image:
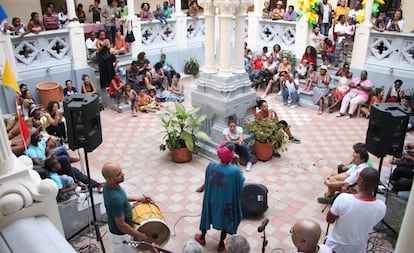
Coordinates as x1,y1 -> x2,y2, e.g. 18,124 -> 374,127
45,157 -> 78,202
137,88 -> 157,113
294,59 -> 308,80
302,63 -> 317,92
153,79 -> 167,103
125,83 -> 139,116
148,88 -> 162,110
321,38 -> 336,67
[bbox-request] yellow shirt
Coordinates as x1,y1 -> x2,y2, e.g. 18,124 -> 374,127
333,6 -> 350,24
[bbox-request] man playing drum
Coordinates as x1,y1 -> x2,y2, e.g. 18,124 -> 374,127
102,162 -> 153,253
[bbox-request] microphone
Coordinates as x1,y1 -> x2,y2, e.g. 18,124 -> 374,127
257,218 -> 269,232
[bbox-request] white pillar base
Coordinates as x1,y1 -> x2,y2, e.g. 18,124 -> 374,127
294,17 -> 311,62
68,22 -> 88,69
175,14 -> 188,50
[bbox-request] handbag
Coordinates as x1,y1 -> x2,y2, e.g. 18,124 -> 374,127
125,20 -> 135,43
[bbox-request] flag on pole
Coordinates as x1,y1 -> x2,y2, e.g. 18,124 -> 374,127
0,5 -> 7,24
2,60 -> 21,95
18,110 -> 30,149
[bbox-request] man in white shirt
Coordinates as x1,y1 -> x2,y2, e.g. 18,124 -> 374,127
85,32 -> 98,61
325,167 -> 386,253
334,14 -> 348,66
318,0 -> 332,36
291,219 -> 332,253
309,26 -> 325,53
348,1 -> 362,22
58,4 -> 69,26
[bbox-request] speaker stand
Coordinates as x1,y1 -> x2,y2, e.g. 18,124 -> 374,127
260,229 -> 268,253
376,156 -> 397,236
82,149 -> 106,252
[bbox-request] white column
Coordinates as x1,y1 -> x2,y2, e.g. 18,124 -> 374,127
233,1 -> 250,74
216,0 -> 238,77
175,0 -> 182,15
363,0 -> 373,26
199,0 -> 216,73
65,0 -> 77,21
395,189 -> 414,252
175,15 -> 187,50
67,24 -> 88,69
247,0 -> 260,53
127,0 -> 141,58
295,15 -> 312,63
350,0 -> 373,69
0,108 -> 13,175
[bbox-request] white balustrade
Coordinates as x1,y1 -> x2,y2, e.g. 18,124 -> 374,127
257,19 -> 296,52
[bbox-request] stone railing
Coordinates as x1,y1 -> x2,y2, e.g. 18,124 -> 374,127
10,30 -> 71,73
257,19 -> 296,52
140,19 -> 178,51
366,30 -> 414,71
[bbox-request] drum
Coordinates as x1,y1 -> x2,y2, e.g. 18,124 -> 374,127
132,203 -> 170,251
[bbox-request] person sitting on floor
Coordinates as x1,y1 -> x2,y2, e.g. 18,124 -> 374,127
254,100 -> 301,158
166,73 -> 185,102
81,74 -> 98,94
109,71 -> 128,108
317,142 -> 371,204
359,87 -> 384,118
290,219 -> 333,253
388,143 -> 414,192
63,79 -> 78,97
137,88 -> 154,113
337,70 -> 373,119
43,100 -> 66,141
223,116 -> 253,171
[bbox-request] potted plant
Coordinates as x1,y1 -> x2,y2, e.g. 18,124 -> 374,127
245,118 -> 285,161
159,102 -> 209,163
184,56 -> 200,76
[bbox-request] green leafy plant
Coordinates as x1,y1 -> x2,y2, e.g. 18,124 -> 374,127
159,102 -> 209,152
245,118 -> 285,145
184,56 -> 200,76
281,50 -> 297,67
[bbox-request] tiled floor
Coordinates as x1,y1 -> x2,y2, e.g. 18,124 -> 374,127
69,78 -> 408,252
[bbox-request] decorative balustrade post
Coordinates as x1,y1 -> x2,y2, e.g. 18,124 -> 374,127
295,15 -> 311,63
233,0 -> 252,74
127,0 -> 141,58
199,0 -> 216,73
175,9 -> 187,49
66,0 -> 87,69
350,0 -> 373,69
215,0 -> 238,76
247,0 -> 260,52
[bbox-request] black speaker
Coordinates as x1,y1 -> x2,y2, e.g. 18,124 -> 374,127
366,103 -> 409,158
242,183 -> 268,216
64,94 -> 102,152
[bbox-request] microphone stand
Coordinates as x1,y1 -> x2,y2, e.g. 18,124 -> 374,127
260,228 -> 268,253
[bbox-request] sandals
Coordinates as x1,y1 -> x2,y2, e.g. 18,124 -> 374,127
194,234 -> 206,246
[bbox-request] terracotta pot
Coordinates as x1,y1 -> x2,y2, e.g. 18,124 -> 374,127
36,81 -> 63,108
254,141 -> 273,161
171,147 -> 192,163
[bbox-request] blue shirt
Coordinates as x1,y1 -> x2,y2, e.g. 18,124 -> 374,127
49,172 -> 63,189
284,11 -> 297,21
26,140 -> 46,161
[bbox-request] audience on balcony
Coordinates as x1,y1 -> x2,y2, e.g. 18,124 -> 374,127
166,73 -> 185,102
63,80 -> 78,97
76,4 -> 87,23
348,0 -> 362,22
113,28 -> 128,55
333,0 -> 350,25
262,1 -> 271,19
85,31 -> 98,61
283,5 -> 297,21
81,74 -> 98,94
317,0 -> 333,36
373,11 -> 390,32
43,6 -> 59,30
58,4 -> 69,26
102,0 -> 118,44
7,17 -> 27,36
385,79 -> 404,102
27,12 -> 45,34
89,0 -> 102,23
140,2 -> 154,21
154,4 -> 168,24
337,70 -> 373,119
163,1 -> 173,19
312,65 -> 331,115
116,0 -> 128,33
188,1 -> 200,19
309,26 -> 325,53
270,1 -> 285,20
387,9 -> 404,32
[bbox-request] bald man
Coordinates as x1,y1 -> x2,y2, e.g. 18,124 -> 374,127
102,162 -> 152,253
291,219 -> 332,253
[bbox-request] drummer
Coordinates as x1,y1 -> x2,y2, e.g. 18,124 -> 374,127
102,162 -> 154,253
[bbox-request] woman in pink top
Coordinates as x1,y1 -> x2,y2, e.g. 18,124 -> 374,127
113,28 -> 128,55
337,70 -> 373,119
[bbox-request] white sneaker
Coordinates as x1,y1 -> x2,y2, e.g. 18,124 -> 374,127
277,91 -> 282,96
289,104 -> 297,108
246,162 -> 252,171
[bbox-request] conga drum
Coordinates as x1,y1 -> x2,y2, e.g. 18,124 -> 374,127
132,202 -> 170,251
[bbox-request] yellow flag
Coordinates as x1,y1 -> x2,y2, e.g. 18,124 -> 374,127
2,60 -> 20,95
